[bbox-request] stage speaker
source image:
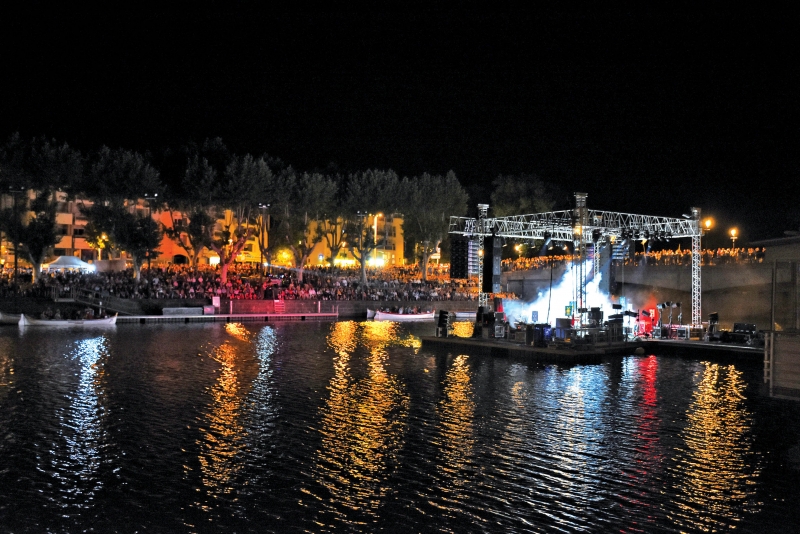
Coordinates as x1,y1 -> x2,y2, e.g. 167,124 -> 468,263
482,236 -> 502,293
450,237 -> 470,279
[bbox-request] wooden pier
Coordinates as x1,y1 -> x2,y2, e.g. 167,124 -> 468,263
116,312 -> 338,324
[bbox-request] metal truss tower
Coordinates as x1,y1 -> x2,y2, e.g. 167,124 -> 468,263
573,193 -> 588,319
450,194 -> 705,326
690,207 -> 702,327
476,203 -> 490,309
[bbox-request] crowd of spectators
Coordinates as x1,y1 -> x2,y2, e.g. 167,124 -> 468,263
0,246 -> 768,302
501,247 -> 766,272
278,265 -> 477,301
2,263 -> 480,302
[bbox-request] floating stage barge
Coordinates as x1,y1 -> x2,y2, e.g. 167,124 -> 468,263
420,335 -> 763,364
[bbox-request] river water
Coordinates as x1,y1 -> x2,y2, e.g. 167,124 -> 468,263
1,320 -> 799,533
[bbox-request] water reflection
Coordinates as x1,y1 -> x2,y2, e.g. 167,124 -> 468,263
669,362 -> 763,531
432,354 -> 476,509
0,338 -> 13,403
613,355 -> 667,532
193,323 -> 254,510
308,321 -> 410,528
451,321 -> 474,338
554,366 -> 608,493
239,326 -> 279,493
52,336 -> 111,511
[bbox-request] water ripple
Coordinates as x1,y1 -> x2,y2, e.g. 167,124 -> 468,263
0,323 -> 796,533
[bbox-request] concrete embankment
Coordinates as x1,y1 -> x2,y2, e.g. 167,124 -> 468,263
504,263 -> 792,331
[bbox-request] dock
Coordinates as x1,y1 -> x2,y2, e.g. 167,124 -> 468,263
116,312 -> 338,324
421,336 -> 640,363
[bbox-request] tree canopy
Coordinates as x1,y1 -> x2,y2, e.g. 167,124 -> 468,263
2,131 -> 567,281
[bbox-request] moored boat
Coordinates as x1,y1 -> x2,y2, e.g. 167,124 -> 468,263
19,314 -> 118,327
373,310 -> 435,321
0,311 -> 22,325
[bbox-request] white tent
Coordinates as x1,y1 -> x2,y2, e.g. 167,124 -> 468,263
43,255 -> 95,271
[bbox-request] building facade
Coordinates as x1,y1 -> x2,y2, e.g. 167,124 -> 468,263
2,191 -> 406,270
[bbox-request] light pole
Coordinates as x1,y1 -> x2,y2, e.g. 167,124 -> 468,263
373,212 -> 383,266
356,210 -> 366,265
258,202 -> 270,276
144,193 -> 158,275
730,228 -> 738,248
8,186 -> 25,283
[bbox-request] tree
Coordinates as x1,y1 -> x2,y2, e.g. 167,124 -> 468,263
489,174 -> 561,217
295,173 -> 349,275
81,203 -> 163,277
208,153 -> 270,283
283,172 -> 337,283
83,146 -> 162,207
0,134 -> 83,281
255,160 -> 294,275
343,169 -> 401,287
163,154 -> 219,269
80,147 -> 163,278
400,171 -> 468,281
20,199 -> 59,279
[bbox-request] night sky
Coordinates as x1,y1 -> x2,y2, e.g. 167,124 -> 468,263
3,4 -> 798,242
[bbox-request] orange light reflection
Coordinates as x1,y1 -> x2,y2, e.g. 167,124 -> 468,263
669,363 -> 762,531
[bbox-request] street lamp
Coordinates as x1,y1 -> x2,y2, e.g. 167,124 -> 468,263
730,228 -> 738,248
98,233 -> 108,261
8,186 -> 25,283
258,202 -> 270,276
356,210 -> 366,261
373,212 -> 383,266
144,193 -> 158,274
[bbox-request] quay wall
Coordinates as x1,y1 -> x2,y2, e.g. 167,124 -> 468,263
504,263 -> 798,331
504,263 -> 776,296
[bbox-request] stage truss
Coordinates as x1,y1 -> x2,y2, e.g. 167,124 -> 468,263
450,194 -> 705,326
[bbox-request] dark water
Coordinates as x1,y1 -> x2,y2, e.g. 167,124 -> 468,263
1,321 -> 799,533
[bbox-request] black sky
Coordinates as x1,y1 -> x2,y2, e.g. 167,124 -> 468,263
3,4 -> 798,241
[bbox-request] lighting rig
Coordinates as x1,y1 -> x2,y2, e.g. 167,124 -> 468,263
450,194 -> 705,327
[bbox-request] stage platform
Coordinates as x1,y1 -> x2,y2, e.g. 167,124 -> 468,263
421,335 -> 763,364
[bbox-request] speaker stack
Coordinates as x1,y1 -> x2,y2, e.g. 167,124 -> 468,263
450,236 -> 470,279
482,236 -> 502,294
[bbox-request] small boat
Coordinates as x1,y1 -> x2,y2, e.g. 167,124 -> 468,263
19,314 -> 118,327
0,311 -> 21,325
373,310 -> 435,321
366,308 -> 376,319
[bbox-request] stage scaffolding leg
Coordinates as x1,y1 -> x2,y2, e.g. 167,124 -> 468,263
477,203 -> 489,309
691,234 -> 701,327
